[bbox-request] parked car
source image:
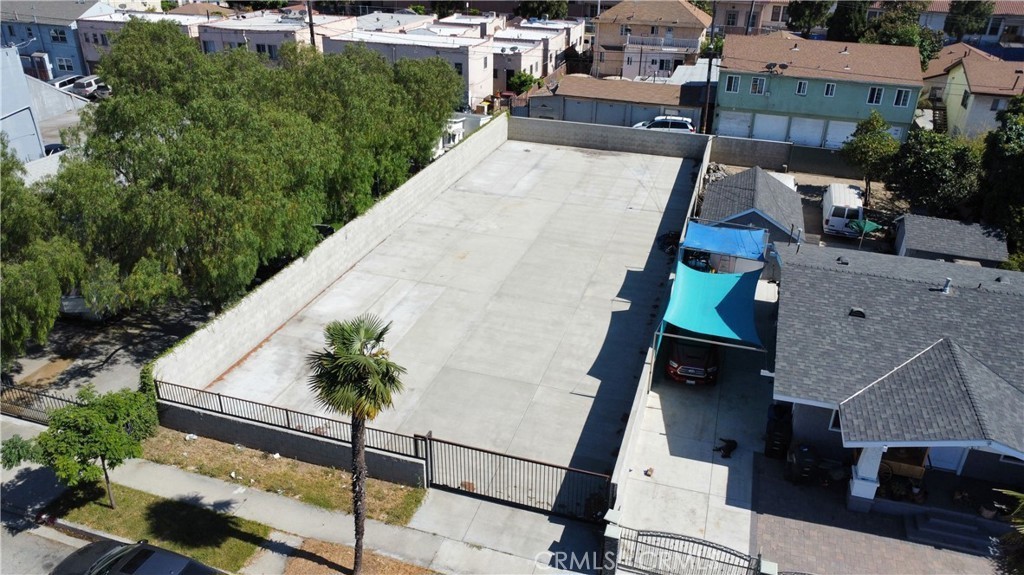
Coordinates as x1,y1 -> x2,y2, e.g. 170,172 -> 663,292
665,340 -> 720,384
70,75 -> 102,98
52,540 -> 217,575
48,74 -> 83,91
822,183 -> 864,237
44,143 -> 68,156
92,84 -> 112,100
632,115 -> 696,133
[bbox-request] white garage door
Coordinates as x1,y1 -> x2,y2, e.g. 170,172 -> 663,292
789,117 -> 825,147
752,114 -> 789,141
824,121 -> 857,149
717,111 -> 752,137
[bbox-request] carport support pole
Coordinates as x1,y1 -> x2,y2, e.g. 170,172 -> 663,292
848,446 -> 884,512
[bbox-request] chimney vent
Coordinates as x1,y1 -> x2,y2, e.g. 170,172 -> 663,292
849,307 -> 866,319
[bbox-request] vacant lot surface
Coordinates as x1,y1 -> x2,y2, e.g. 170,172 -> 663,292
209,141 -> 696,473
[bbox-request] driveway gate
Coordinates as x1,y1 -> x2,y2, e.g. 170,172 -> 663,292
416,433 -> 612,523
617,528 -> 761,575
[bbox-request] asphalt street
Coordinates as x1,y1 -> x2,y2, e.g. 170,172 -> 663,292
1,511 -> 85,575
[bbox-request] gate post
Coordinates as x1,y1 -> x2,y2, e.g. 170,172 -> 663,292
601,509 -> 622,575
414,432 -> 434,487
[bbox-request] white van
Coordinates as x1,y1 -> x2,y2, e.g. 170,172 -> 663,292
48,74 -> 83,91
822,183 -> 864,237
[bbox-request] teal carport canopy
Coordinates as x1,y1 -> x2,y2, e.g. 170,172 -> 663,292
662,262 -> 763,347
682,222 -> 766,260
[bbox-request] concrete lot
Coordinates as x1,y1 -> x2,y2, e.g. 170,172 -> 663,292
210,141 -> 697,474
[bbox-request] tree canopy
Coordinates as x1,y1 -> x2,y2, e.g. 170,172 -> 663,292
786,1 -> 834,37
841,111 -> 900,207
861,1 -> 944,70
884,129 -> 983,216
982,95 -> 1024,254
516,1 -> 568,20
944,0 -> 994,42
0,19 -> 462,366
827,1 -> 868,42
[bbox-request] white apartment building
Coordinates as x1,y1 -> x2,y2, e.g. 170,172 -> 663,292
492,39 -> 544,93
198,10 -> 355,57
77,11 -> 218,73
437,11 -> 506,38
355,11 -> 433,33
493,27 -> 562,77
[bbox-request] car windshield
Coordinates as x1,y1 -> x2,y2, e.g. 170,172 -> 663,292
87,544 -> 138,575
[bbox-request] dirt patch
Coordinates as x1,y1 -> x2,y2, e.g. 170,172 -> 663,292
283,539 -> 435,575
17,358 -> 76,388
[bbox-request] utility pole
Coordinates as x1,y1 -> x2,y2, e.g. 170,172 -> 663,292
307,0 -> 315,47
701,1 -> 717,133
745,0 -> 756,35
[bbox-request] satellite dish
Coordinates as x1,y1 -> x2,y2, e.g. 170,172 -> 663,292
765,62 -> 777,71
778,63 -> 788,70
501,47 -> 506,53
118,3 -> 126,8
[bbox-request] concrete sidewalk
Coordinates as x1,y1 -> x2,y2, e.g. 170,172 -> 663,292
1,416 -> 576,574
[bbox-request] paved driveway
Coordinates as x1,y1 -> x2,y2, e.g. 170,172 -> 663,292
209,141 -> 697,473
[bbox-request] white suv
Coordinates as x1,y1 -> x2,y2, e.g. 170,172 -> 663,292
632,115 -> 696,133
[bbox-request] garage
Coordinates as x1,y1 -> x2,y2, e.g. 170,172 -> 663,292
824,120 -> 858,149
789,117 -> 825,147
717,111 -> 752,137
752,114 -> 789,141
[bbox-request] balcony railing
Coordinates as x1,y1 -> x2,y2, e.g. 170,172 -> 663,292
625,35 -> 700,50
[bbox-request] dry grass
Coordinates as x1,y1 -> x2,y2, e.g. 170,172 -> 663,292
283,539 -> 436,575
142,427 -> 425,525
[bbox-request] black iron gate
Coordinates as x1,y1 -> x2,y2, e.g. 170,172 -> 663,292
416,433 -> 611,523
617,528 -> 761,575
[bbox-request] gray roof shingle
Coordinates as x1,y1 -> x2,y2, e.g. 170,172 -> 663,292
773,245 -> 1024,432
898,214 -> 1009,263
0,1 -> 104,26
840,338 -> 1024,451
700,167 -> 803,237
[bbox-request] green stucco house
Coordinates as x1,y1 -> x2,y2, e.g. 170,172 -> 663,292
714,34 -> 923,148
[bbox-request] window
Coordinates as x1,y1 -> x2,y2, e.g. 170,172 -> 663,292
626,56 -> 633,66
7,25 -> 14,36
771,5 -> 788,22
796,80 -> 807,96
483,57 -> 487,69
961,90 -> 971,108
987,17 -> 1003,36
726,11 -> 738,26
493,68 -> 498,79
725,75 -> 740,93
748,11 -> 759,27
27,27 -> 34,38
268,44 -> 278,60
750,76 -> 766,95
202,40 -> 215,53
824,82 -> 836,97
100,34 -> 108,46
599,51 -> 605,62
50,29 -> 68,43
893,88 -> 911,107
991,98 -> 1008,111
256,43 -> 268,54
829,410 -> 842,432
659,59 -> 672,71
650,26 -> 658,34
56,57 -> 73,71
454,62 -> 463,75
620,24 -> 628,36
867,86 -> 883,105
92,33 -> 99,43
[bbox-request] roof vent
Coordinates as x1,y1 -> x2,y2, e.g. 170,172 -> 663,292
848,307 -> 866,319
840,46 -> 849,55
996,276 -> 1003,282
836,256 -> 850,266
791,43 -> 799,51
941,277 -> 952,294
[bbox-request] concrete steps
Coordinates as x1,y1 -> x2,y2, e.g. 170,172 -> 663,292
903,509 -> 1010,556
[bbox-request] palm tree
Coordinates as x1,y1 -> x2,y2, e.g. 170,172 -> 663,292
307,314 -> 405,575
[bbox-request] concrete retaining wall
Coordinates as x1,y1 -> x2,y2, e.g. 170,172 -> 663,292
508,117 -> 710,158
154,114 -> 509,388
709,136 -> 791,170
788,145 -> 861,178
158,402 -> 426,487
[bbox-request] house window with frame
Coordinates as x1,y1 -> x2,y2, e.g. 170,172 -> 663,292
824,82 -> 836,97
7,25 -> 14,36
92,33 -> 99,43
493,68 -> 498,79
56,57 -> 73,72
599,51 -> 605,62
620,24 -> 628,36
987,17 -> 1003,36
202,40 -> 215,53
626,56 -> 633,66
100,34 -> 108,46
748,11 -> 759,27
991,98 -> 1008,111
726,11 -> 738,26
771,5 -> 788,22
796,80 -> 808,96
256,43 -> 268,55
961,90 -> 971,108
27,27 -> 34,38
750,76 -> 766,95
50,28 -> 68,43
893,88 -> 911,107
867,86 -> 884,105
659,59 -> 672,71
725,75 -> 740,93
650,26 -> 658,34
454,62 -> 463,76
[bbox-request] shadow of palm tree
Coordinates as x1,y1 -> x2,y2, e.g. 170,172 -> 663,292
145,495 -> 352,574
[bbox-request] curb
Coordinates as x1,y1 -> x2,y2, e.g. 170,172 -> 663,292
1,503 -> 131,545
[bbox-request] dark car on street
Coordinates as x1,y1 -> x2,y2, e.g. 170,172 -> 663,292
52,540 -> 217,575
665,340 -> 720,385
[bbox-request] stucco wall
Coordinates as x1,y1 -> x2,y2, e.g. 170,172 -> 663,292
787,145 -> 860,178
154,114 -> 509,389
27,76 -> 88,120
158,402 -> 426,486
709,135 -> 791,170
508,117 -> 710,158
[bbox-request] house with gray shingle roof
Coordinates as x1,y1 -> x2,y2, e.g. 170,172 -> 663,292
894,214 -> 1009,267
771,242 -> 1023,511
700,166 -> 803,244
0,1 -> 114,80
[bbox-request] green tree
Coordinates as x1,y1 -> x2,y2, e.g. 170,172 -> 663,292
507,71 -> 540,94
827,1 -> 868,42
1,387 -> 157,509
841,111 -> 900,207
159,0 -> 177,12
995,489 -> 1024,575
307,314 -> 405,575
786,1 -> 834,37
862,1 -> 945,70
944,0 -> 994,42
394,57 -> 463,169
700,34 -> 724,57
688,0 -> 712,15
516,0 -> 568,20
884,129 -> 984,216
408,4 -> 426,15
982,95 -> 1024,253
226,1 -> 286,11
430,1 -> 462,18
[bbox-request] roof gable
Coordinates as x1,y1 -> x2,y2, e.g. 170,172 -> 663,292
1,1 -> 112,26
960,58 -> 1024,97
595,0 -> 712,28
898,214 -> 1009,262
721,34 -> 923,87
701,166 -> 803,235
924,42 -> 999,80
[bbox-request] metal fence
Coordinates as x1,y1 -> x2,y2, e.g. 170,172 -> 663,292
419,433 -> 612,523
0,384 -> 81,425
155,380 -> 418,458
617,528 -> 761,575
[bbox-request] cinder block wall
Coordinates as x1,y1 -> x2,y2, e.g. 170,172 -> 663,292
709,136 -> 791,170
508,117 -> 711,158
155,114 -> 510,388
158,402 -> 426,487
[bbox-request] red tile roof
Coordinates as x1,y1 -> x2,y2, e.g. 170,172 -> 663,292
721,35 -> 923,87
